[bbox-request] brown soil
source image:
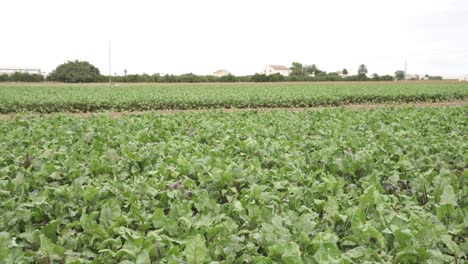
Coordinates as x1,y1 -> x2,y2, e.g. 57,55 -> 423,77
1,100 -> 466,120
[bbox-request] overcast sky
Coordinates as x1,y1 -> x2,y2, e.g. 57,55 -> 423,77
1,0 -> 467,76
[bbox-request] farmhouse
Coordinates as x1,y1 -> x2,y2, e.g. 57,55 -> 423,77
264,65 -> 290,76
459,74 -> 468,82
405,74 -> 428,80
0,67 -> 43,75
213,70 -> 231,77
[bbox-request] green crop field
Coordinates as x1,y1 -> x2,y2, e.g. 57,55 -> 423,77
1,107 -> 466,263
0,82 -> 467,113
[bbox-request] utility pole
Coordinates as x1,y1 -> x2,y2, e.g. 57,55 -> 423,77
109,40 -> 112,84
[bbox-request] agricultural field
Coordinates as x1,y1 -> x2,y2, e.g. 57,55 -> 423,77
0,107 -> 466,263
0,82 -> 467,113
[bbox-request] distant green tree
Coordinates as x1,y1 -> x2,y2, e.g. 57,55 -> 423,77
48,60 -> 101,83
289,62 -> 304,76
304,64 -> 322,76
342,68 -> 348,75
0,74 -> 8,82
9,72 -> 44,82
251,73 -> 270,82
358,64 -> 368,76
379,75 -> 395,81
372,73 -> 379,80
179,73 -> 201,83
269,73 -> 285,82
395,70 -> 405,81
219,74 -> 237,82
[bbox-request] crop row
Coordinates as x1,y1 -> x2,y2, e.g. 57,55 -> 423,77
0,107 -> 466,263
0,83 -> 467,113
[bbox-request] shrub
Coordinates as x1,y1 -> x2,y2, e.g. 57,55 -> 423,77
269,73 -> 285,82
0,74 -> 10,82
1,72 -> 44,82
251,74 -> 270,82
217,74 -> 236,82
48,60 -> 101,83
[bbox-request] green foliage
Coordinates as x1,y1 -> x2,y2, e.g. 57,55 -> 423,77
177,73 -> 205,83
57,68 -> 414,83
110,73 -> 245,83
48,60 -> 101,83
0,73 -> 44,82
342,68 -> 348,75
269,73 -> 286,82
218,74 -> 237,82
0,232 -> 10,262
358,64 -> 368,76
395,70 -> 405,81
379,74 -> 395,81
304,64 -> 324,76
370,73 -> 394,81
427,75 -> 443,80
184,235 -> 208,264
0,83 -> 466,113
0,74 -> 8,82
0,107 -> 466,262
251,73 -> 270,82
289,62 -> 304,76
251,73 -> 285,82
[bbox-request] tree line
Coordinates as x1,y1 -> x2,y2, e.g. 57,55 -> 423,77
0,72 -> 45,82
0,60 -> 440,83
286,62 -> 394,81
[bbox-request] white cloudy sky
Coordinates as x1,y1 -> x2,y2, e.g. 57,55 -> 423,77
1,0 -> 467,76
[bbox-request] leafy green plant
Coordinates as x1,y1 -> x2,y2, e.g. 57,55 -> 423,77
0,107 -> 466,262
0,83 -> 466,113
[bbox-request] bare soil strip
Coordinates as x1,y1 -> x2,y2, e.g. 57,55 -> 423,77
1,100 -> 466,120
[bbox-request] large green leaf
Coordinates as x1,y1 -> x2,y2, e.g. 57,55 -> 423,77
440,185 -> 457,206
184,234 -> 208,264
0,232 -> 10,262
99,199 -> 122,227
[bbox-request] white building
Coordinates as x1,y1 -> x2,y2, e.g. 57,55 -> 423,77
0,67 -> 43,75
213,70 -> 231,77
264,65 -> 290,76
405,73 -> 428,80
459,74 -> 468,82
